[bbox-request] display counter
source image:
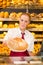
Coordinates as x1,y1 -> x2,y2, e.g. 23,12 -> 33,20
0,56 -> 43,65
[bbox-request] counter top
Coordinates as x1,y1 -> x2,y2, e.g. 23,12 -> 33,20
0,56 -> 43,65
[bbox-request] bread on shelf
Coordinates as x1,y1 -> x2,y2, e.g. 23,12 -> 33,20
3,24 -> 8,28
0,11 -> 4,18
8,24 -> 14,28
9,12 -> 17,20
32,43 -> 41,54
4,12 -> 9,18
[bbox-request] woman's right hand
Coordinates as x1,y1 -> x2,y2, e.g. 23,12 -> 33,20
3,41 -> 7,46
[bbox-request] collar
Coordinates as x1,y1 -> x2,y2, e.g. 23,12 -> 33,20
18,28 -> 27,35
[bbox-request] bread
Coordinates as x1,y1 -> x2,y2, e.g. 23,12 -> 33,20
0,22 -> 2,28
4,12 -> 9,18
14,23 -> 19,28
2,4 -> 7,8
30,13 -> 36,17
0,12 -> 4,18
9,12 -> 17,20
0,2 -> 2,7
3,24 -> 8,28
0,0 -> 2,1
7,1 -> 10,7
8,24 -> 14,28
17,12 -> 22,20
39,0 -> 43,5
7,37 -> 28,52
3,1 -> 7,5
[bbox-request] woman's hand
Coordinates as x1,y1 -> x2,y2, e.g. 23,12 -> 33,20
29,51 -> 36,56
3,41 -> 7,46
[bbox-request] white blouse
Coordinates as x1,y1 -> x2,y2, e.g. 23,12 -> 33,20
3,28 -> 34,52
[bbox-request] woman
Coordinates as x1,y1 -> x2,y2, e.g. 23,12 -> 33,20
3,13 -> 34,56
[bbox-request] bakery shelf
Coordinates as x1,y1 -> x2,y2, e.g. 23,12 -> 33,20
35,35 -> 43,38
0,4 -> 43,9
29,28 -> 43,32
34,39 -> 43,42
0,39 -> 43,42
0,39 -> 3,42
0,28 -> 9,31
31,18 -> 43,22
0,18 -> 18,21
0,18 -> 43,22
7,5 -> 43,9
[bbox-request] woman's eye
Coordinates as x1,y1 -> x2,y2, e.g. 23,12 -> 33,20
21,19 -> 23,21
25,21 -> 27,23
21,19 -> 28,23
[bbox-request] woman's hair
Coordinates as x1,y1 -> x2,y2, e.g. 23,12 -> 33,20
20,13 -> 31,21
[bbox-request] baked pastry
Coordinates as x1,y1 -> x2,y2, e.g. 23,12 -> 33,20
0,12 -> 4,18
7,37 -> 28,52
0,0 -> 3,1
8,24 -> 14,28
9,12 -> 17,20
17,12 -> 22,20
4,12 -> 9,18
2,4 -> 7,8
39,0 -> 43,5
3,24 -> 8,28
7,1 -> 10,7
14,23 -> 19,28
0,2 -> 2,7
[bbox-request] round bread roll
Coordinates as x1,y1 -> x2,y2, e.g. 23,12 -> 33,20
4,12 -> 9,18
0,2 -> 2,7
17,12 -> 22,20
7,37 -> 28,52
3,24 -> 8,28
7,2 -> 11,7
0,11 -> 4,18
0,0 -> 3,1
9,12 -> 17,20
8,24 -> 14,28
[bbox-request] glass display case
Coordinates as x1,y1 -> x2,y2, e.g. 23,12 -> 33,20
0,56 -> 43,65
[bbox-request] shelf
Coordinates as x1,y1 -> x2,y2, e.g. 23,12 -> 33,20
0,18 -> 43,21
0,39 -> 3,42
34,39 -> 43,42
31,18 -> 43,22
35,35 -> 43,38
0,39 -> 43,42
0,28 -> 9,31
29,28 -> 43,32
0,4 -> 43,9
0,18 -> 17,21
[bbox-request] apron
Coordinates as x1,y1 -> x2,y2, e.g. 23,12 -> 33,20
10,50 -> 29,56
10,32 -> 29,56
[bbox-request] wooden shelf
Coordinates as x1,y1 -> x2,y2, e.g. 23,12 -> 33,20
29,28 -> 43,32
0,4 -> 43,9
0,39 -> 3,42
0,28 -> 9,31
0,18 -> 17,21
0,18 -> 43,21
31,18 -> 43,22
34,39 -> 43,42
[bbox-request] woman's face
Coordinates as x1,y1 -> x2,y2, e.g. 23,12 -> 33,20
19,15 -> 30,30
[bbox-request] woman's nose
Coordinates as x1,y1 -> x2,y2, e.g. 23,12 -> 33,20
22,21 -> 25,24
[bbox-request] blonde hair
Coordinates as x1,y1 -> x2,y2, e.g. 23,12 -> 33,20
20,13 -> 31,21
